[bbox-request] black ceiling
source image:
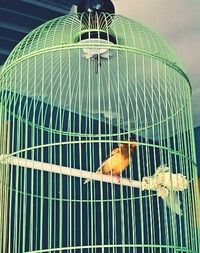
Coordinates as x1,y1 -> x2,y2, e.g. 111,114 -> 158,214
0,0 -> 79,66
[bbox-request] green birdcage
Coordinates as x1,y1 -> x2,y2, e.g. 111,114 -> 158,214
0,1 -> 199,252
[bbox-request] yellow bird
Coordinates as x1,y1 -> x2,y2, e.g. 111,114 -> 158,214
84,140 -> 137,184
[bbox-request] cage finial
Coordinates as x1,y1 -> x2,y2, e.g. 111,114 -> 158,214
77,0 -> 116,32
77,0 -> 115,15
77,0 -> 116,74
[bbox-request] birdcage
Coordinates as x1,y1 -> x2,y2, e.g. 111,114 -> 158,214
0,2 -> 199,253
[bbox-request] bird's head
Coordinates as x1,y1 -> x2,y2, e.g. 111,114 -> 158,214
129,138 -> 138,150
119,139 -> 138,153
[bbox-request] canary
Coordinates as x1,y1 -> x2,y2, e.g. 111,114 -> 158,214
84,140 -> 137,184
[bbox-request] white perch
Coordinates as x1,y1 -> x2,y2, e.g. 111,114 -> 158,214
0,155 -> 188,194
0,155 -> 188,216
0,155 -> 142,188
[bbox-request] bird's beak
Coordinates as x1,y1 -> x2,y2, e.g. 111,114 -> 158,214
131,141 -> 139,147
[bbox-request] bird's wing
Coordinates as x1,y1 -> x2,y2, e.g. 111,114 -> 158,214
96,147 -> 120,171
84,147 -> 120,184
110,147 -> 120,156
100,147 -> 120,172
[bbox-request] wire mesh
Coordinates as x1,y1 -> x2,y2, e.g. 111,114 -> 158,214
0,13 -> 199,253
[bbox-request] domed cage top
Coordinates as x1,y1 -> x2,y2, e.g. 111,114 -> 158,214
0,10 -> 199,253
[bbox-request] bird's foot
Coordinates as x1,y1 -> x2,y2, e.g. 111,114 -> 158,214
114,175 -> 121,184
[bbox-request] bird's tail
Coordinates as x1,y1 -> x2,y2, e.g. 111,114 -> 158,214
84,178 -> 91,184
84,167 -> 102,185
